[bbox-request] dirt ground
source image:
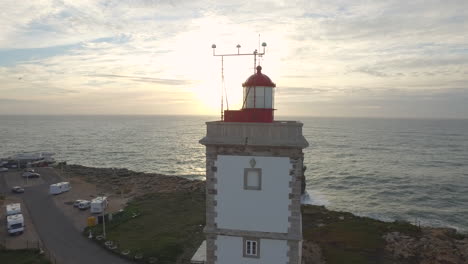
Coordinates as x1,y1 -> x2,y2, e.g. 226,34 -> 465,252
50,175 -> 128,231
0,195 -> 41,249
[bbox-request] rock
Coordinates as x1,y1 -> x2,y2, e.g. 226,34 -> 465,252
384,228 -> 468,263
302,240 -> 325,264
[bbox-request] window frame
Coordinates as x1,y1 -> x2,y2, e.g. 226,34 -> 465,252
243,168 -> 262,190
243,237 -> 260,258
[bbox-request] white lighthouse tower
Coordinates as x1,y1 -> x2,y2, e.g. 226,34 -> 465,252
199,45 -> 309,264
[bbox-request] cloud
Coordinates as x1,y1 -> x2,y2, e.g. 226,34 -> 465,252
91,74 -> 191,85
0,0 -> 467,117
275,87 -> 468,118
353,66 -> 390,77
0,0 -> 202,49
0,98 -> 36,103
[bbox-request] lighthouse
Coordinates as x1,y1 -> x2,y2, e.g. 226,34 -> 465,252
199,47 -> 309,264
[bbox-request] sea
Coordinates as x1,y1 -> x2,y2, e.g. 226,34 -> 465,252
1,115 -> 467,232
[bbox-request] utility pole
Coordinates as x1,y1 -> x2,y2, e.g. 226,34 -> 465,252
102,208 -> 106,239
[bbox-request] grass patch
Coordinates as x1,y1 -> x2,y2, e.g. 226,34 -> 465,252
0,248 -> 50,264
85,193 -> 427,264
302,205 -> 421,264
87,191 -> 205,264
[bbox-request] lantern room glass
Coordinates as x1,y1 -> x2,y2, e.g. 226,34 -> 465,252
243,86 -> 274,109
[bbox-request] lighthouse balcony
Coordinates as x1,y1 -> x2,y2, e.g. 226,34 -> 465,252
200,121 -> 309,148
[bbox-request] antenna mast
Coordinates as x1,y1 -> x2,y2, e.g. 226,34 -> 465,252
211,42 -> 268,120
220,56 -> 224,120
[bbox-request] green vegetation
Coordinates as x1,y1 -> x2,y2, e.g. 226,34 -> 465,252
87,191 -> 205,264
0,248 -> 50,264
85,192 -> 432,264
302,205 -> 421,264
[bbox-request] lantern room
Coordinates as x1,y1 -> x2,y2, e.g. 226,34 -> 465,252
224,65 -> 276,123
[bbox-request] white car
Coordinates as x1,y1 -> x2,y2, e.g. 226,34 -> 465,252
12,186 -> 25,193
0,167 -> 8,172
78,200 -> 91,210
73,200 -> 85,207
22,172 -> 40,178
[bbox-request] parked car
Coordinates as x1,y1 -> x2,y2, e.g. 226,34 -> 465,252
78,200 -> 91,210
22,172 -> 40,178
0,167 -> 8,172
73,200 -> 85,207
11,186 -> 25,193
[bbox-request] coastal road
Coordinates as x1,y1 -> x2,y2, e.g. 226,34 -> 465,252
20,168 -> 131,264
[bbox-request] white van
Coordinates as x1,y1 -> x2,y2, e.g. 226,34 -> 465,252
49,182 -> 71,195
7,214 -> 24,235
90,196 -> 108,214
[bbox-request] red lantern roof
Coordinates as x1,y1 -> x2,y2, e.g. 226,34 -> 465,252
242,66 -> 276,87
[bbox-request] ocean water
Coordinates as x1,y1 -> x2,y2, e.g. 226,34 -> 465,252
1,115 -> 467,232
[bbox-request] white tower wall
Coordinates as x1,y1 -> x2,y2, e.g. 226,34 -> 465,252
215,155 -> 291,233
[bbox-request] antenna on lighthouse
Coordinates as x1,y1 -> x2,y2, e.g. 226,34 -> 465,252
211,42 -> 268,120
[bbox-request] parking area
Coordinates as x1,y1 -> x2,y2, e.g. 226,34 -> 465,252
50,176 -> 128,231
2,168 -> 128,232
1,167 -> 131,264
0,194 -> 41,249
2,169 -> 45,189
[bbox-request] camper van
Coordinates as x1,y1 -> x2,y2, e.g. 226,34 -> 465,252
49,182 -> 71,195
5,204 -> 24,236
7,214 -> 24,235
90,196 -> 108,214
6,203 -> 21,216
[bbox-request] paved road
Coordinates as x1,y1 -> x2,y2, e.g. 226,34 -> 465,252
0,171 -> 8,193
20,168 -> 131,264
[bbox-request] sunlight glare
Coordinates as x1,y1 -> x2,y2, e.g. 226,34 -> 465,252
158,15 -> 292,115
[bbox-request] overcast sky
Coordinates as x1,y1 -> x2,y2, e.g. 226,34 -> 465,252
1,0 -> 467,118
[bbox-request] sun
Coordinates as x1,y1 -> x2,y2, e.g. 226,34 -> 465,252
160,15 -> 288,115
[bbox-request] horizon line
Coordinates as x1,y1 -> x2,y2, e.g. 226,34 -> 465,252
0,114 -> 467,121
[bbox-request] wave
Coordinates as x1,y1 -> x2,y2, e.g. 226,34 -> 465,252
301,189 -> 330,206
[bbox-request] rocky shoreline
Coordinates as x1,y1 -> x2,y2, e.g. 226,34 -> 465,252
384,228 -> 468,264
61,164 -> 468,264
61,164 -> 204,197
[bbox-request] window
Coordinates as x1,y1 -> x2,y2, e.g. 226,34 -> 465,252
243,238 -> 260,258
244,168 -> 261,190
